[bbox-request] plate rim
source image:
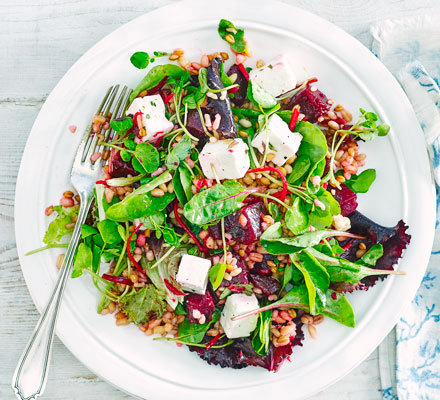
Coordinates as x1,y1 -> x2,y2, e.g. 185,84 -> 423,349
14,0 -> 436,398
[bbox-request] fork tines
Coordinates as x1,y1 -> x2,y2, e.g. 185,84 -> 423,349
81,85 -> 132,165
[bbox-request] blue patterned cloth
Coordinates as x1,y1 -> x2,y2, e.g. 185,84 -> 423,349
371,16 -> 440,400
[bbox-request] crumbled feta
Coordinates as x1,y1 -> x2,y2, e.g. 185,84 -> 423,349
175,254 -> 211,295
332,214 -> 351,232
125,95 -> 173,142
220,293 -> 259,339
251,113 -> 303,166
199,139 -> 250,180
249,54 -> 297,98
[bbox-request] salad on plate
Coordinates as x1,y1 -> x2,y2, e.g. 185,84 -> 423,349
31,19 -> 411,372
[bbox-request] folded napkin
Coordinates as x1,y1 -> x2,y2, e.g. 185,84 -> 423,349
371,15 -> 440,400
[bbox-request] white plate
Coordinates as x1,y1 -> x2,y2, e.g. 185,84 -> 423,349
15,0 -> 436,399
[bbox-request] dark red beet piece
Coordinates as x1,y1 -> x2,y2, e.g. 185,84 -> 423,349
283,85 -> 330,123
208,202 -> 266,245
251,254 -> 275,275
333,184 -> 358,216
248,273 -> 281,295
109,152 -> 136,178
185,291 -> 215,324
336,211 -> 411,290
227,64 -> 249,107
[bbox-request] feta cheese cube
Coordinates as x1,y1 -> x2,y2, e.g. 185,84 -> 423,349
251,113 -> 303,166
249,54 -> 297,98
175,254 -> 211,295
199,139 -> 250,180
220,293 -> 259,339
126,95 -> 173,142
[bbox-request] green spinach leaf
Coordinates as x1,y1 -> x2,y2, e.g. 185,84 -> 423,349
166,135 -> 192,171
177,310 -> 221,344
344,169 -> 376,193
132,142 -> 160,174
218,19 -> 246,53
183,181 -> 258,225
209,263 -> 227,290
285,197 -> 309,235
72,242 -> 93,278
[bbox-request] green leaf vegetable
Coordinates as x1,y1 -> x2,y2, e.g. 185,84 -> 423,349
130,50 -> 168,70
106,172 -> 174,221
252,308 -> 272,355
130,64 -> 190,103
119,285 -> 167,326
344,169 -> 376,193
209,263 -> 227,290
165,135 -> 192,171
233,285 -> 355,327
43,205 -> 79,245
132,142 -> 160,174
72,242 -> 93,278
183,181 -> 260,225
218,19 -> 246,53
110,117 -> 133,134
177,310 -> 221,344
172,165 -> 193,205
260,222 -> 362,255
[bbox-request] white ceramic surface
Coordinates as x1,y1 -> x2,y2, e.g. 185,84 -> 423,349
14,0 -> 436,399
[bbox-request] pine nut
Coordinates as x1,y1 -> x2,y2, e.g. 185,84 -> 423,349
256,59 -> 265,68
239,214 -> 248,227
56,254 -> 65,270
220,52 -> 229,60
225,34 -> 235,44
308,324 -> 317,339
151,188 -> 165,197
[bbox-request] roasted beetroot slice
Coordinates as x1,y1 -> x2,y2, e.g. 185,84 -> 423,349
109,152 -> 136,178
333,184 -> 358,216
185,291 -> 215,324
283,85 -> 330,123
208,202 -> 266,245
337,211 -> 411,289
188,314 -> 305,371
251,254 -> 275,275
248,273 -> 281,295
227,64 -> 249,106
205,57 -> 237,138
186,109 -> 209,147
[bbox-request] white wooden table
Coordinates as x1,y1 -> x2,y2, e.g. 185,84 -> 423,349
1,0 -> 438,398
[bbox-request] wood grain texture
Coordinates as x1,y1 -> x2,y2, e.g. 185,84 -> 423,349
1,0 -> 438,399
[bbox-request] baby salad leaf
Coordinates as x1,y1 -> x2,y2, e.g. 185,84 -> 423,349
260,222 -> 361,255
81,224 -> 98,239
287,155 -> 311,185
72,242 -> 93,278
293,121 -> 327,183
172,165 -> 193,205
344,169 -> 376,193
234,285 -> 355,327
209,263 -> 227,291
322,291 -> 355,327
177,310 -> 221,344
218,19 -> 246,53
183,181 -> 259,225
250,81 -> 277,108
110,117 -> 133,133
132,142 -> 160,174
119,285 -> 167,326
285,197 -> 309,235
130,64 -> 190,103
166,135 -> 192,171
252,308 -> 272,355
106,192 -> 175,222
43,205 -> 79,245
290,252 -> 330,314
97,219 -> 122,246
361,243 -> 383,265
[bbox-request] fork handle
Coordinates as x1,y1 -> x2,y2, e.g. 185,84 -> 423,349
12,192 -> 93,400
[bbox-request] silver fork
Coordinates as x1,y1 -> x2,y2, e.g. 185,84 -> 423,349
12,85 -> 132,400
